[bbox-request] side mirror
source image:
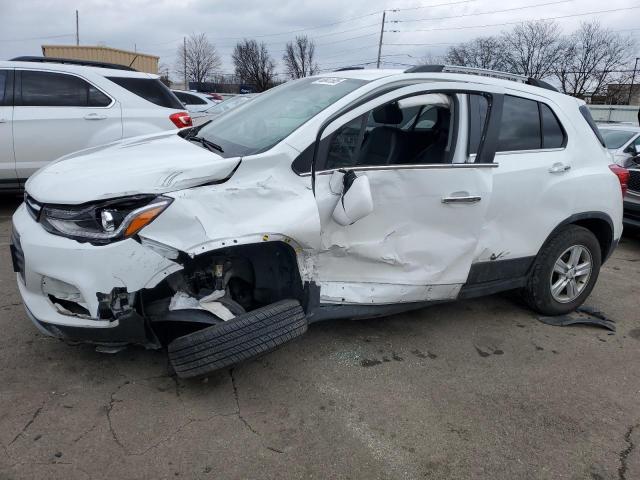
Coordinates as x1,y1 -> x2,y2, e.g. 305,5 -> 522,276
332,173 -> 374,226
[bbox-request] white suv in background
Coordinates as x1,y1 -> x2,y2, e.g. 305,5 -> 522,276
11,66 -> 625,378
171,90 -> 221,113
0,57 -> 191,192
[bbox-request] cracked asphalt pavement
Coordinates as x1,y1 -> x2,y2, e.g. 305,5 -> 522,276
1,196 -> 640,480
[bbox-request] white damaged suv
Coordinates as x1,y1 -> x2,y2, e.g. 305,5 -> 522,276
11,66 -> 625,377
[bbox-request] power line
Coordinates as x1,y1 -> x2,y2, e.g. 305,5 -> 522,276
0,33 -> 75,43
391,0 -> 573,23
393,5 -> 640,34
390,0 -> 478,12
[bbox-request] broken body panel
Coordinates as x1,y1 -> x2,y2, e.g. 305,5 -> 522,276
12,69 -> 623,347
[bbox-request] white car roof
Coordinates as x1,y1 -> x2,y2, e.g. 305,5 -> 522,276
311,68 -> 577,105
0,60 -> 157,79
598,124 -> 640,132
313,69 -> 404,81
172,90 -> 212,97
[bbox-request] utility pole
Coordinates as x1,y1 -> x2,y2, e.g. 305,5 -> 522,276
376,11 -> 386,69
183,37 -> 188,90
75,10 -> 79,45
628,57 -> 639,105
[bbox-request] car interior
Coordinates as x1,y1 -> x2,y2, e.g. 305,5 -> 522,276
326,93 -> 454,169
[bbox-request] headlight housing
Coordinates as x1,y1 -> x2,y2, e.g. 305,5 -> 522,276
38,195 -> 172,244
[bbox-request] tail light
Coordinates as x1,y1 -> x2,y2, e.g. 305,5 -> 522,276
609,164 -> 629,197
169,111 -> 192,128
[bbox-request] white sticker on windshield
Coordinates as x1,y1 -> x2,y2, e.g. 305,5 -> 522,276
312,78 -> 348,86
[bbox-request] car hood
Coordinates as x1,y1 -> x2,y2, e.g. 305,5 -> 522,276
26,131 -> 241,204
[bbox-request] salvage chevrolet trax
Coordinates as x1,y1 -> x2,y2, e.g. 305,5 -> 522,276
11,66 -> 625,378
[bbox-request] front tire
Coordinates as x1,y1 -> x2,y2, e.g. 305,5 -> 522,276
523,225 -> 601,316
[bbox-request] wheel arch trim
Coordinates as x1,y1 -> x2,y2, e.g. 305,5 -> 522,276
540,211 -> 616,263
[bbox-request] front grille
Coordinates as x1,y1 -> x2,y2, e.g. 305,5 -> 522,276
10,229 -> 25,283
629,169 -> 640,193
24,194 -> 43,221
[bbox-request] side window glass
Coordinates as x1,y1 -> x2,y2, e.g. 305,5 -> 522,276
88,85 -> 111,107
186,94 -> 207,105
468,94 -> 488,155
0,71 -> 6,106
20,71 -> 109,107
325,94 -> 455,169
497,95 -> 541,151
173,91 -> 188,102
326,116 -> 365,170
414,107 -> 438,130
540,103 -> 565,148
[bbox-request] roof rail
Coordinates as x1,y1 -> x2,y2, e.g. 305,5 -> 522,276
334,66 -> 365,72
10,56 -> 137,72
404,64 -> 558,92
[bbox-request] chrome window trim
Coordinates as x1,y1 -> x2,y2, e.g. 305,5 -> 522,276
495,147 -> 565,155
301,162 -> 499,177
14,68 -> 116,109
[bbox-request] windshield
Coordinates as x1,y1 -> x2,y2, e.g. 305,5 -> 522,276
197,77 -> 367,157
599,129 -> 637,149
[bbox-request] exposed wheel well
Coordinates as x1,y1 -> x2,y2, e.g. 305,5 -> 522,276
143,241 -> 305,313
542,213 -> 614,263
570,218 -> 613,261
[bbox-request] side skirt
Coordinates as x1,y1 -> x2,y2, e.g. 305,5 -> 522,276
458,256 -> 534,300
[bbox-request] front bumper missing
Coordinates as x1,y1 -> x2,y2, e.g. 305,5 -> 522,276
23,302 -> 157,347
12,203 -> 180,347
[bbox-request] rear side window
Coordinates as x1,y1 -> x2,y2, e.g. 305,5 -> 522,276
18,71 -> 111,107
579,105 -> 606,147
0,71 -> 6,106
497,95 -> 541,151
540,103 -> 565,148
108,77 -> 183,109
468,94 -> 488,155
175,92 -> 207,105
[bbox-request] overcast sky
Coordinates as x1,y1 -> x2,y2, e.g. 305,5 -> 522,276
1,0 -> 638,78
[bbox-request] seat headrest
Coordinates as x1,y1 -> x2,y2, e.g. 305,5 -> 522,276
372,102 -> 403,125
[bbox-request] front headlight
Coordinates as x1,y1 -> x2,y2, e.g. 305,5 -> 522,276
40,195 -> 172,244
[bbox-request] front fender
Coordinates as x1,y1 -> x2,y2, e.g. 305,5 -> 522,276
139,148 -> 322,280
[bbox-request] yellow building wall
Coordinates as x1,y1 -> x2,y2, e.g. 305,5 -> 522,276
41,45 -> 158,74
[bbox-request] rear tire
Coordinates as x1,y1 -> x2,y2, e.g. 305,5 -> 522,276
523,225 -> 601,316
168,299 -> 307,378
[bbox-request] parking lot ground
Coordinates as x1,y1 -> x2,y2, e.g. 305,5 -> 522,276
1,195 -> 639,480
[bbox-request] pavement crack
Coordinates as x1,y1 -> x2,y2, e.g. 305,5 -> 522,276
9,404 -> 44,446
172,375 -> 181,398
72,422 -> 98,444
230,368 -> 260,436
618,423 -> 639,480
105,381 -> 129,451
229,369 -> 284,454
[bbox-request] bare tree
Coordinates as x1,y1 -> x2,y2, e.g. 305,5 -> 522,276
283,35 -> 318,79
502,20 -> 566,79
175,33 -> 221,85
232,39 -> 276,92
158,63 -> 171,87
554,21 -> 635,98
445,36 -> 508,71
417,52 -> 445,66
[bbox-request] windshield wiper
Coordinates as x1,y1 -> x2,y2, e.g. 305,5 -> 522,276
187,135 -> 224,153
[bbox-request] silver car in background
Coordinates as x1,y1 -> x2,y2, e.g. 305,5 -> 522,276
192,94 -> 257,126
599,125 -> 640,227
